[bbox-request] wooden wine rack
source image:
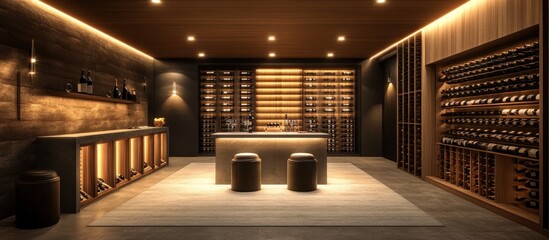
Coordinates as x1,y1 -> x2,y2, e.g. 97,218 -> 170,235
427,37 -> 541,229
397,33 -> 422,177
200,67 -> 357,155
199,69 -> 256,154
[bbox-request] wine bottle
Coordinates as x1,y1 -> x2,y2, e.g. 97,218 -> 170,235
78,69 -> 88,93
113,79 -> 121,98
122,79 -> 129,100
86,71 -> 93,95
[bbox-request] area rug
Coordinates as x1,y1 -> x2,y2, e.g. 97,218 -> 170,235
89,163 -> 442,227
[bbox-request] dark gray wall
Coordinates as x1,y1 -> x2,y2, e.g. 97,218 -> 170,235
382,56 -> 397,161
0,0 -> 153,219
152,60 -> 199,156
360,59 -> 383,156
152,59 -> 388,157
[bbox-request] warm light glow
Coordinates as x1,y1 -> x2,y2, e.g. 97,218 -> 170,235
269,52 -> 276,57
151,0 -> 161,4
370,0 -> 481,59
376,0 -> 386,3
187,36 -> 195,41
198,52 -> 205,57
172,81 -> 177,96
337,36 -> 345,42
32,1 -> 153,60
268,36 -> 276,41
30,58 -> 36,63
327,52 -> 334,58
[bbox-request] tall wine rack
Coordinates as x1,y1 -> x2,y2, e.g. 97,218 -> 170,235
397,33 -> 422,177
432,39 -> 541,227
199,69 -> 256,154
200,67 -> 357,155
302,69 -> 356,153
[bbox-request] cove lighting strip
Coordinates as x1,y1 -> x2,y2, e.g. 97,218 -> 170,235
32,0 -> 154,60
370,0 -> 482,59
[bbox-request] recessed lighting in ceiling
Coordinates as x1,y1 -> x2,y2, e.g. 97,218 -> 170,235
198,52 -> 205,58
151,0 -> 161,4
268,36 -> 276,41
376,0 -> 386,3
327,52 -> 334,58
337,36 -> 345,42
187,36 -> 195,42
269,52 -> 276,57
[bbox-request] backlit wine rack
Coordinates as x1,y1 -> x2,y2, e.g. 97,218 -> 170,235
201,67 -> 357,155
200,69 -> 256,154
397,33 -> 422,177
302,69 -> 356,153
255,69 -> 303,131
433,40 -> 540,226
38,128 -> 169,212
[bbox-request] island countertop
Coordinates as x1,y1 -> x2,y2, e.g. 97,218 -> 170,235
211,132 -> 330,138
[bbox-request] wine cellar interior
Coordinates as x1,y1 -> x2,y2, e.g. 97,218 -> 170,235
1,0 -> 548,238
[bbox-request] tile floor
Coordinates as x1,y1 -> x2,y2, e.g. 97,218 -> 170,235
0,157 -> 547,240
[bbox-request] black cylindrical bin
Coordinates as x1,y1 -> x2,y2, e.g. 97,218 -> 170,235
16,169 -> 60,229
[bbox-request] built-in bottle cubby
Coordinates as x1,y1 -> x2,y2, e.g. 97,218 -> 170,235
37,128 -> 169,213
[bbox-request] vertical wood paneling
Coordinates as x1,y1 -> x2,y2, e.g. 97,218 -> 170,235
0,0 -> 153,218
424,0 -> 540,64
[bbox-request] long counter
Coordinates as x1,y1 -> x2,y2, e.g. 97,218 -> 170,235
212,132 -> 329,184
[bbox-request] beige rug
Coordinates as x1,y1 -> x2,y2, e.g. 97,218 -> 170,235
89,163 -> 442,227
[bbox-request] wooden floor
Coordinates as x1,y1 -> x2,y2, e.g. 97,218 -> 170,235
0,157 -> 547,240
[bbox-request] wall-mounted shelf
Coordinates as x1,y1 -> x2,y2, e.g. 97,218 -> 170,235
34,89 -> 141,104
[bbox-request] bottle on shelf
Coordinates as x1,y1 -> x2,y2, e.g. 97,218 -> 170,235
113,79 -> 121,99
122,79 -> 129,100
86,71 -> 93,95
78,69 -> 88,93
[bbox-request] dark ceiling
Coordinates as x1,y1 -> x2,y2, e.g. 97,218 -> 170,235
40,0 -> 468,59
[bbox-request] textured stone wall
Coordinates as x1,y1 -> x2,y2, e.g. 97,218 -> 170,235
0,0 -> 153,218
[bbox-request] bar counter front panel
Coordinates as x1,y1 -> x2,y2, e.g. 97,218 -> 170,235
213,132 -> 329,184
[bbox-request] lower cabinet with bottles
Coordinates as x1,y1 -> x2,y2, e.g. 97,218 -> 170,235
36,127 -> 169,213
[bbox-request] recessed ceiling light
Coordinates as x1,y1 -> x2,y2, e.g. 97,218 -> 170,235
376,0 -> 386,3
268,36 -> 276,41
327,53 -> 334,58
269,52 -> 276,57
198,52 -> 205,57
151,0 -> 161,4
337,36 -> 346,42
187,36 -> 195,42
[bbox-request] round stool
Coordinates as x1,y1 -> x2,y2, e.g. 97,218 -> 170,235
231,153 -> 261,192
16,169 -> 60,229
287,153 -> 317,192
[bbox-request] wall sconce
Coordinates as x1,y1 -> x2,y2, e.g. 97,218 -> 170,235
387,77 -> 391,83
29,39 -> 36,75
172,81 -> 176,96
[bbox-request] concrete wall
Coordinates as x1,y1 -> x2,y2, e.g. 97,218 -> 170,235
0,0 -> 153,218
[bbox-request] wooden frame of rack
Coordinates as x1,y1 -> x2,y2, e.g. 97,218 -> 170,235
423,27 -> 543,230
36,127 -> 169,213
396,32 -> 423,177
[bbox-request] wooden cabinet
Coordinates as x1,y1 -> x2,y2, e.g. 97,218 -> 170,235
425,30 -> 541,229
37,127 -> 169,213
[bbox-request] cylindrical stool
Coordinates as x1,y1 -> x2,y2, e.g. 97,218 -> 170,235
231,153 -> 261,192
287,153 -> 317,192
16,169 -> 60,229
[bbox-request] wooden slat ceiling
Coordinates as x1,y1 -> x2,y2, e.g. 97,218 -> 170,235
40,0 -> 468,59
